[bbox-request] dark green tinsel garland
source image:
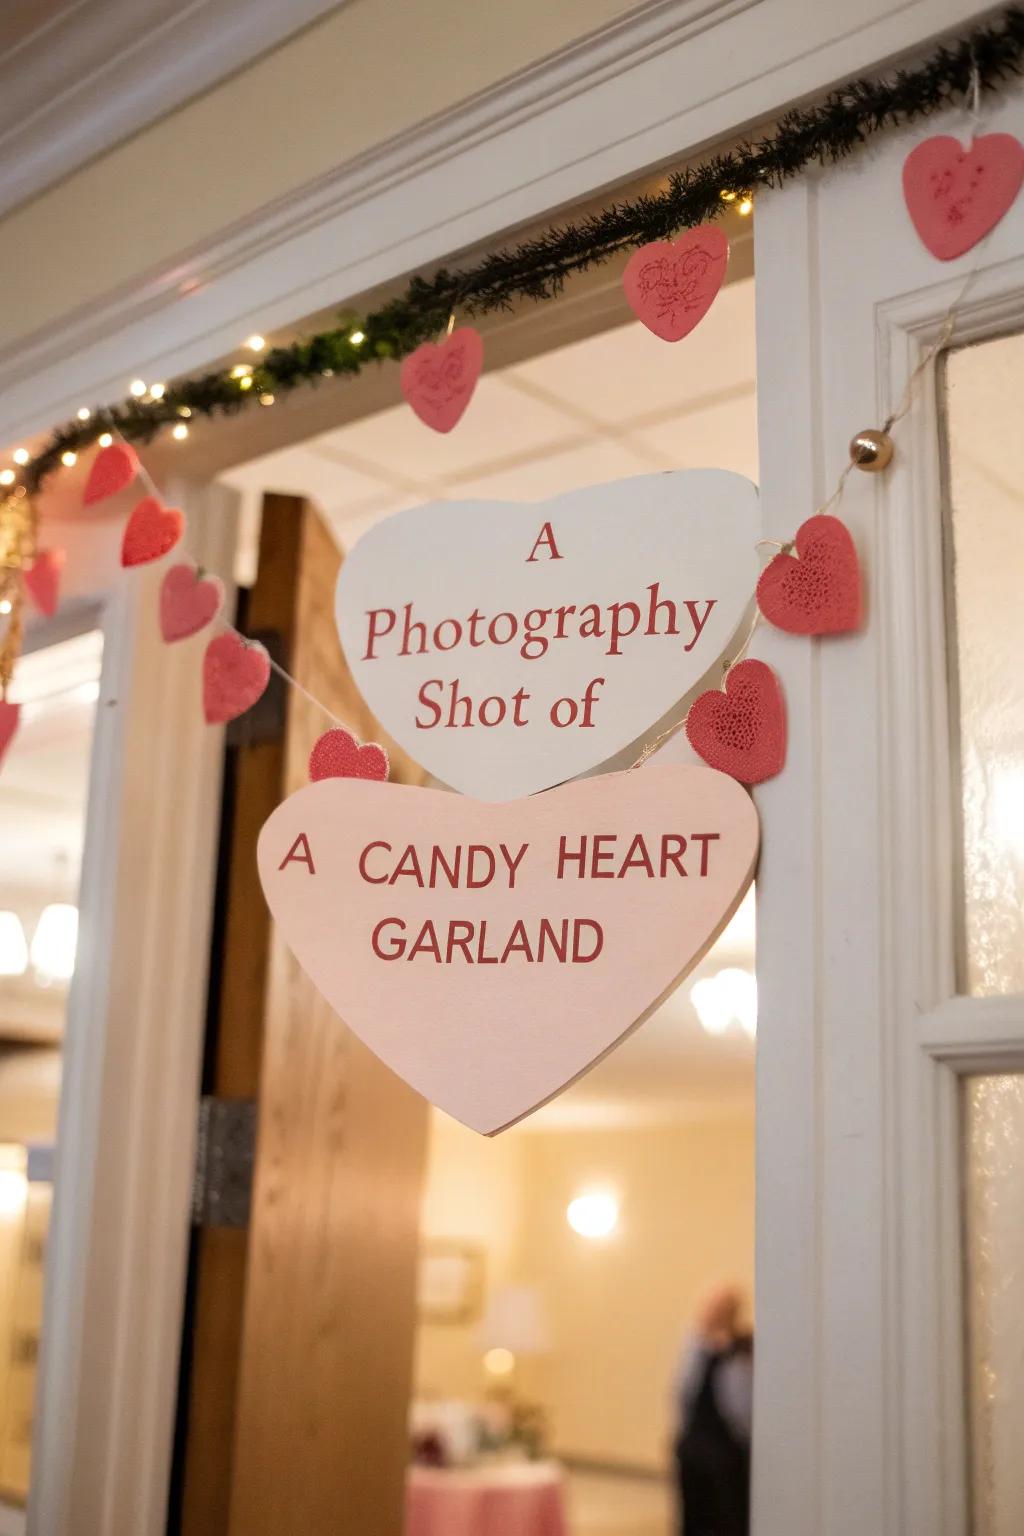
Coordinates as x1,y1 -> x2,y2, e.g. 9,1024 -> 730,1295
19,5 -> 1024,493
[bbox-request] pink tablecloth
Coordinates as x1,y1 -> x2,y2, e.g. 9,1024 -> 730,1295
405,1462 -> 568,1536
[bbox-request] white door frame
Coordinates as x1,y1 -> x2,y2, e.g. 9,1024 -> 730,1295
1,4 -> 1007,1533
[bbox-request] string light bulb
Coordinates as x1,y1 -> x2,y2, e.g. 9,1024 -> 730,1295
719,189 -> 737,203
60,451 -> 77,467
149,383 -> 166,400
245,334 -> 266,352
12,449 -> 28,466
259,392 -> 275,407
238,374 -> 253,391
737,196 -> 753,216
98,433 -> 113,448
177,405 -> 192,418
76,406 -> 91,422
0,470 -> 14,487
0,600 -> 10,617
129,379 -> 147,398
172,423 -> 189,441
230,364 -> 252,379
349,329 -> 366,346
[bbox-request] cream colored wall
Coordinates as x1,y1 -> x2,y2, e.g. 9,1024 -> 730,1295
414,1108 -> 755,1471
0,0 -> 644,345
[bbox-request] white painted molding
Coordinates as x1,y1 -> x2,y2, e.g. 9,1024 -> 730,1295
0,0 -> 349,220
0,0 -> 1000,448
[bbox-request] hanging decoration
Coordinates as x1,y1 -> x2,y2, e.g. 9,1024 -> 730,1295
83,442 -> 139,506
622,226 -> 730,341
121,497 -> 185,567
202,633 -> 271,724
902,131 -> 1024,259
24,548 -> 65,619
685,659 -> 787,786
257,763 -> 758,1134
308,728 -> 390,784
756,514 -> 862,636
399,326 -> 484,433
334,470 -> 759,799
159,562 -> 224,643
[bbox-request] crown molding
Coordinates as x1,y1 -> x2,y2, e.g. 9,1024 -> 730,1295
0,0 -> 348,219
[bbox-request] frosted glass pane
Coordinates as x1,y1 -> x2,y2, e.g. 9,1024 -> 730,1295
963,1074 -> 1024,1536
943,335 -> 1024,996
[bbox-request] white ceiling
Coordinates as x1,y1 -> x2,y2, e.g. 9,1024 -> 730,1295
222,279 -> 759,1124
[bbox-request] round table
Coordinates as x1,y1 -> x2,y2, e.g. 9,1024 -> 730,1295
405,1460 -> 568,1536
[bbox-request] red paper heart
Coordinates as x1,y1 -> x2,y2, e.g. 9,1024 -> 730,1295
24,549 -> 65,618
686,659 -> 786,785
903,133 -> 1024,260
159,562 -> 223,643
83,443 -> 139,506
203,633 -> 270,724
756,514 -> 861,635
309,728 -> 389,784
622,227 -> 730,342
121,497 -> 185,568
0,701 -> 19,768
400,328 -> 483,433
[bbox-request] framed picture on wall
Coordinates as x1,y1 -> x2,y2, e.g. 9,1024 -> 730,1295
417,1240 -> 485,1325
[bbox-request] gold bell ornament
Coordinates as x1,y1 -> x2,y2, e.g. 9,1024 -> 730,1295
849,428 -> 894,473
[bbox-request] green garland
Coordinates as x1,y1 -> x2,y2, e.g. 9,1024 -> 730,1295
20,4 -> 1024,493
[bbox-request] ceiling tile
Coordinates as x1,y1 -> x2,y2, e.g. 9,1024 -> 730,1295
629,392 -> 759,483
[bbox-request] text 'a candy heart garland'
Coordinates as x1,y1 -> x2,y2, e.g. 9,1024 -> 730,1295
258,763 -> 759,1135
336,471 -> 759,801
400,328 -> 484,433
756,514 -> 862,635
122,497 -> 185,567
309,728 -> 389,783
159,562 -> 224,642
903,133 -> 1024,260
686,659 -> 786,786
623,227 -> 730,342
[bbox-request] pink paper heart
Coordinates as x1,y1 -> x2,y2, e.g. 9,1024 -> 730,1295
400,328 -> 483,433
258,763 -> 758,1134
24,549 -> 65,618
622,227 -> 730,342
122,497 -> 185,568
685,659 -> 786,786
83,443 -> 139,506
903,133 -> 1024,260
309,728 -> 389,783
203,633 -> 270,724
756,514 -> 862,636
0,701 -> 19,769
159,562 -> 224,643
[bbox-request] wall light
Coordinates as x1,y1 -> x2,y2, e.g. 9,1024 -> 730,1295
0,912 -> 28,977
30,903 -> 78,983
566,1190 -> 619,1239
691,967 -> 757,1038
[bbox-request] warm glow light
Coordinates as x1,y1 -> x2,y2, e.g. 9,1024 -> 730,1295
178,406 -> 192,418
566,1190 -> 619,1239
77,406 -> 91,422
691,967 -> 757,1038
245,334 -> 266,352
0,600 -> 11,616
738,197 -> 753,216
238,375 -> 254,391
30,903 -> 78,983
98,433 -> 113,448
129,379 -> 147,397
990,764 -> 1024,859
720,189 -> 737,202
0,913 -> 28,977
259,392 -> 275,406
350,329 -> 366,346
483,1347 -> 516,1378
12,449 -> 29,466
230,364 -> 253,379
0,469 -> 14,486
149,383 -> 166,400
172,423 -> 189,440
60,451 -> 77,467
0,1170 -> 27,1220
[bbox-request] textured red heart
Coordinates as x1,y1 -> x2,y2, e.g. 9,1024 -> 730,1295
400,328 -> 483,433
203,633 -> 270,724
24,548 -> 66,618
0,701 -> 19,769
756,514 -> 861,635
121,497 -> 185,568
685,658 -> 786,785
159,562 -> 223,643
83,443 -> 139,506
309,727 -> 389,784
622,227 -> 730,342
903,133 -> 1024,260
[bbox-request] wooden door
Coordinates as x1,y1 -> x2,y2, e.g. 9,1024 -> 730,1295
173,495 -> 428,1536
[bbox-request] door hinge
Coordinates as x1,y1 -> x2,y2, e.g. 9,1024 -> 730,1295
192,1096 -> 257,1229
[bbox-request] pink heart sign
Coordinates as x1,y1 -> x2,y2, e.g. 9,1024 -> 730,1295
258,763 -> 759,1134
903,133 -> 1024,260
400,328 -> 483,433
623,227 -> 729,342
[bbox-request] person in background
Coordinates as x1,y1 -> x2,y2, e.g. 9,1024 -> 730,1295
673,1284 -> 753,1536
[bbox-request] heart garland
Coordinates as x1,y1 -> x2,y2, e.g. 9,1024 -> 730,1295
159,562 -> 224,643
202,633 -> 271,724
83,442 -> 139,506
24,549 -> 65,618
309,728 -> 389,784
623,227 -> 730,342
903,132 -> 1024,260
685,659 -> 787,786
122,497 -> 185,567
757,514 -> 862,635
400,328 -> 483,433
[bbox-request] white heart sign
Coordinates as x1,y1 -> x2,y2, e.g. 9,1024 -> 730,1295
336,471 -> 759,799
258,763 -> 759,1134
